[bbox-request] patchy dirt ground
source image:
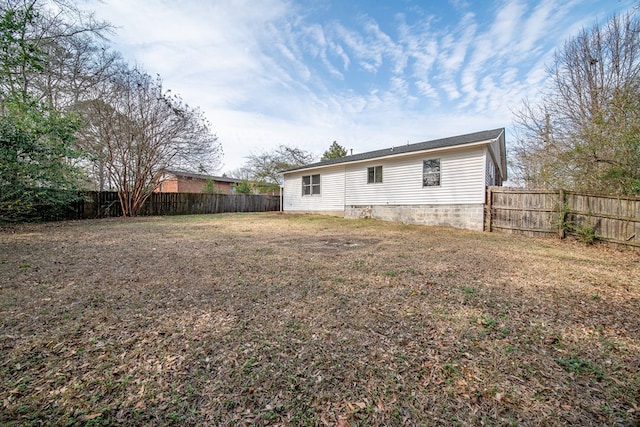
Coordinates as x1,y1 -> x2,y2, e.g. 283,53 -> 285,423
1,213 -> 639,426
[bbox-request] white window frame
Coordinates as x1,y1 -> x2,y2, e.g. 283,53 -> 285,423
302,174 -> 320,195
367,165 -> 383,184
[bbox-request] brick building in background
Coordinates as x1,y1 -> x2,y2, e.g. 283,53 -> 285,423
156,170 -> 241,194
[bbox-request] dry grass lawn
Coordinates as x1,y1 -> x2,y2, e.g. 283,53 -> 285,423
1,213 -> 639,426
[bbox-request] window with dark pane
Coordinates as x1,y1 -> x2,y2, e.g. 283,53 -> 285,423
302,175 -> 311,195
302,174 -> 320,195
311,174 -> 320,194
367,166 -> 382,183
423,159 -> 440,186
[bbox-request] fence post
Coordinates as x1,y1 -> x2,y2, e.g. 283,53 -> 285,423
558,188 -> 565,239
485,186 -> 493,232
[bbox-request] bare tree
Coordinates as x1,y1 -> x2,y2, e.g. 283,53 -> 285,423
1,0 -> 223,217
244,145 -> 315,185
1,0 -> 120,192
513,11 -> 640,194
511,102 -> 573,188
0,0 -> 112,220
0,0 -> 112,107
225,165 -> 252,181
77,65 -> 222,216
44,32 -> 120,109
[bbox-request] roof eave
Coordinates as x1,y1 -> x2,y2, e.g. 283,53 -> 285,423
282,138 -> 497,175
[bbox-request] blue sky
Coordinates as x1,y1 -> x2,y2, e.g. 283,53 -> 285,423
88,0 -> 636,174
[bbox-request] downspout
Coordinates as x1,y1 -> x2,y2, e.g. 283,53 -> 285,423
343,164 -> 347,217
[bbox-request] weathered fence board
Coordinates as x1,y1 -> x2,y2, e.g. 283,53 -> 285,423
486,187 -> 559,237
486,187 -> 640,247
564,192 -> 640,246
69,192 -> 280,220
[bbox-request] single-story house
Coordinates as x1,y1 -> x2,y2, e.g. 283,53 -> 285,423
281,128 -> 507,231
156,170 -> 241,194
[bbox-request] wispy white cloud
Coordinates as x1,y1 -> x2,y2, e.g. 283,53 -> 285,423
326,40 -> 350,77
332,23 -> 380,73
517,0 -> 559,55
438,12 -> 475,72
490,1 -> 528,52
361,17 -> 407,75
88,0 -> 636,172
395,18 -> 439,100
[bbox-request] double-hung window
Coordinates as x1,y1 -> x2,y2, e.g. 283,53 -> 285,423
302,174 -> 320,195
367,166 -> 383,183
423,159 -> 441,186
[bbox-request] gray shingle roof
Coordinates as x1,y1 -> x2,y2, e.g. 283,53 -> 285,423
282,128 -> 505,173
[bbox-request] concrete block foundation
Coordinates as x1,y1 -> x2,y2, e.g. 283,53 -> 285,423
344,204 -> 485,231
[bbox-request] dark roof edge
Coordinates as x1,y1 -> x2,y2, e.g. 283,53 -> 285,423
165,169 -> 242,183
281,128 -> 505,174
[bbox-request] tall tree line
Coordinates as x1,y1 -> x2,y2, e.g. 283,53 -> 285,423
512,10 -> 640,195
0,0 -> 221,220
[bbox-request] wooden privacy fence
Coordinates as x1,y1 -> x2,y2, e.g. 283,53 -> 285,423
485,187 -> 640,247
71,192 -> 280,219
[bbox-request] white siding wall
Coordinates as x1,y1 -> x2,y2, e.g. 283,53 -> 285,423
489,135 -> 504,181
345,146 -> 486,206
283,165 -> 345,212
484,148 -> 496,186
